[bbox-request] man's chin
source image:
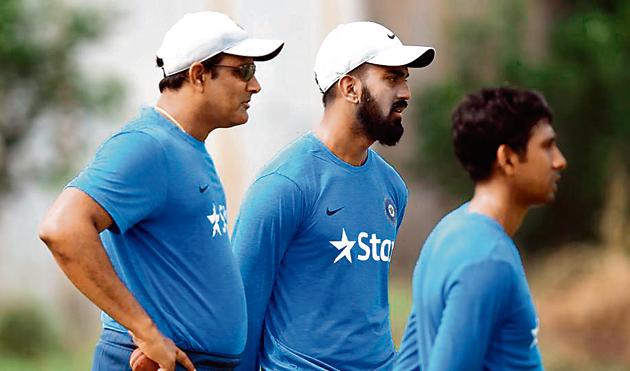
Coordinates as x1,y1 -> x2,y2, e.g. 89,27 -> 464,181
376,125 -> 404,146
528,192 -> 556,208
377,137 -> 401,146
228,113 -> 249,127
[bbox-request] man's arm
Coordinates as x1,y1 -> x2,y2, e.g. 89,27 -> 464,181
232,173 -> 304,371
427,260 -> 515,371
39,188 -> 194,371
394,310 -> 422,371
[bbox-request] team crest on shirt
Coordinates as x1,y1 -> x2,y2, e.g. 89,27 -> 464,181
384,197 -> 397,225
206,203 -> 228,238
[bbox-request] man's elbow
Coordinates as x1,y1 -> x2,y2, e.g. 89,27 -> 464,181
38,216 -> 59,247
39,217 -> 82,268
39,215 -> 68,252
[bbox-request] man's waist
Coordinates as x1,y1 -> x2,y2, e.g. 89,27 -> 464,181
100,320 -> 241,367
262,325 -> 394,370
100,328 -> 241,367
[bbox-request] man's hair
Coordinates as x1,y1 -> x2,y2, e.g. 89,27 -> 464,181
322,85 -> 337,107
157,53 -> 224,93
451,86 -> 553,182
321,64 -> 369,107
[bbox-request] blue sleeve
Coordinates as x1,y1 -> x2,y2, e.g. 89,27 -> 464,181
67,131 -> 167,234
427,260 -> 515,371
396,185 -> 408,232
394,309 -> 421,371
232,172 -> 305,371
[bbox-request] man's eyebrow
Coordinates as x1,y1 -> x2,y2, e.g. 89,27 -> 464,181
388,68 -> 409,78
542,135 -> 556,146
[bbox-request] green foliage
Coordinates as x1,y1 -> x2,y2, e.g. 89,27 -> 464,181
413,0 -> 630,252
0,303 -> 59,358
0,0 -> 123,191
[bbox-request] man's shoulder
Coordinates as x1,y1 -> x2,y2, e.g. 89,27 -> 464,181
95,110 -> 184,160
370,149 -> 400,173
369,149 -> 406,191
117,112 -> 170,142
424,213 -> 519,286
429,206 -> 516,263
96,129 -> 164,162
257,134 -> 322,183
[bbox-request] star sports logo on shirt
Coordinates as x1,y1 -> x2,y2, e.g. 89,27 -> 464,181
329,228 -> 394,264
206,203 -> 228,238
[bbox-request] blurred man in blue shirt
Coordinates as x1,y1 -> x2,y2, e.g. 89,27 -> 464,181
396,86 -> 567,371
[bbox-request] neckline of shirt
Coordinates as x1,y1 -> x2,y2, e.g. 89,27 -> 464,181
461,201 -> 509,236
143,106 -> 208,154
305,131 -> 374,173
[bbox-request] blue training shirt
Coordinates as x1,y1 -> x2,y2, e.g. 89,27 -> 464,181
232,132 -> 408,371
395,203 -> 543,371
68,107 -> 246,361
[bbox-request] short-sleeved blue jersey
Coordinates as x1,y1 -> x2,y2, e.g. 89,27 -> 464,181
68,107 -> 246,362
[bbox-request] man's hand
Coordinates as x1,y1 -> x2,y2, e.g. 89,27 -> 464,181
129,327 -> 195,371
130,348 -> 159,371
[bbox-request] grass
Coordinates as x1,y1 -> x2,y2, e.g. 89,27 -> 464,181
389,278 -> 413,348
0,347 -> 93,371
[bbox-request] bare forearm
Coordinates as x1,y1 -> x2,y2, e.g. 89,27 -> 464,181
40,188 -> 193,371
39,188 -> 154,337
51,236 -> 155,334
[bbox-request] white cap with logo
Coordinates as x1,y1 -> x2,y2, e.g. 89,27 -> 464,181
314,21 -> 435,93
157,11 -> 284,76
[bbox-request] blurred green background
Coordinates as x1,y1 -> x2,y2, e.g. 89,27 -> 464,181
1,0 -> 628,370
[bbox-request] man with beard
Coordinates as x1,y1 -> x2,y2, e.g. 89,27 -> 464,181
395,86 -> 567,370
231,22 -> 434,370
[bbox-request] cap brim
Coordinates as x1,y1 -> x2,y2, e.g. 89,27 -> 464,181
225,38 -> 284,61
369,45 -> 435,68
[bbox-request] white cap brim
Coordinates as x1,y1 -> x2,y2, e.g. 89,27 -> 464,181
369,45 -> 435,68
225,38 -> 285,61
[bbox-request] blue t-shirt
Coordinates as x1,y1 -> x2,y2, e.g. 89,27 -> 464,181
395,203 -> 543,371
68,107 -> 246,361
232,132 -> 408,371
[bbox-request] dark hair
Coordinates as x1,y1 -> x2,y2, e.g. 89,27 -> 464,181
451,86 -> 553,182
322,85 -> 337,107
157,53 -> 224,93
320,64 -> 368,107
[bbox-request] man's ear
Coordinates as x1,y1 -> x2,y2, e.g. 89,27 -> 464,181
496,144 -> 519,176
188,62 -> 206,91
338,75 -> 360,104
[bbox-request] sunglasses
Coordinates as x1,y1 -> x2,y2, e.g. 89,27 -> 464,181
213,63 -> 256,82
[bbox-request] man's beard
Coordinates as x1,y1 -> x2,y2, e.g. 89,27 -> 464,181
356,87 -> 407,146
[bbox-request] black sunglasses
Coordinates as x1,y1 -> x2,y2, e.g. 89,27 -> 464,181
213,63 -> 256,82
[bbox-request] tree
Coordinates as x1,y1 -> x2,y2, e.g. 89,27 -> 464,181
413,0 -> 630,252
0,0 -> 122,193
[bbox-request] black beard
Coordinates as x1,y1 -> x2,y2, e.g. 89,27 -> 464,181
356,87 -> 405,146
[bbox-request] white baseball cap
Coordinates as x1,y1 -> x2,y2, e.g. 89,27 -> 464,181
157,12 -> 284,76
314,21 -> 435,93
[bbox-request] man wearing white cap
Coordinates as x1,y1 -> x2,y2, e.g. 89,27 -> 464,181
39,11 -> 283,371
232,21 -> 434,370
